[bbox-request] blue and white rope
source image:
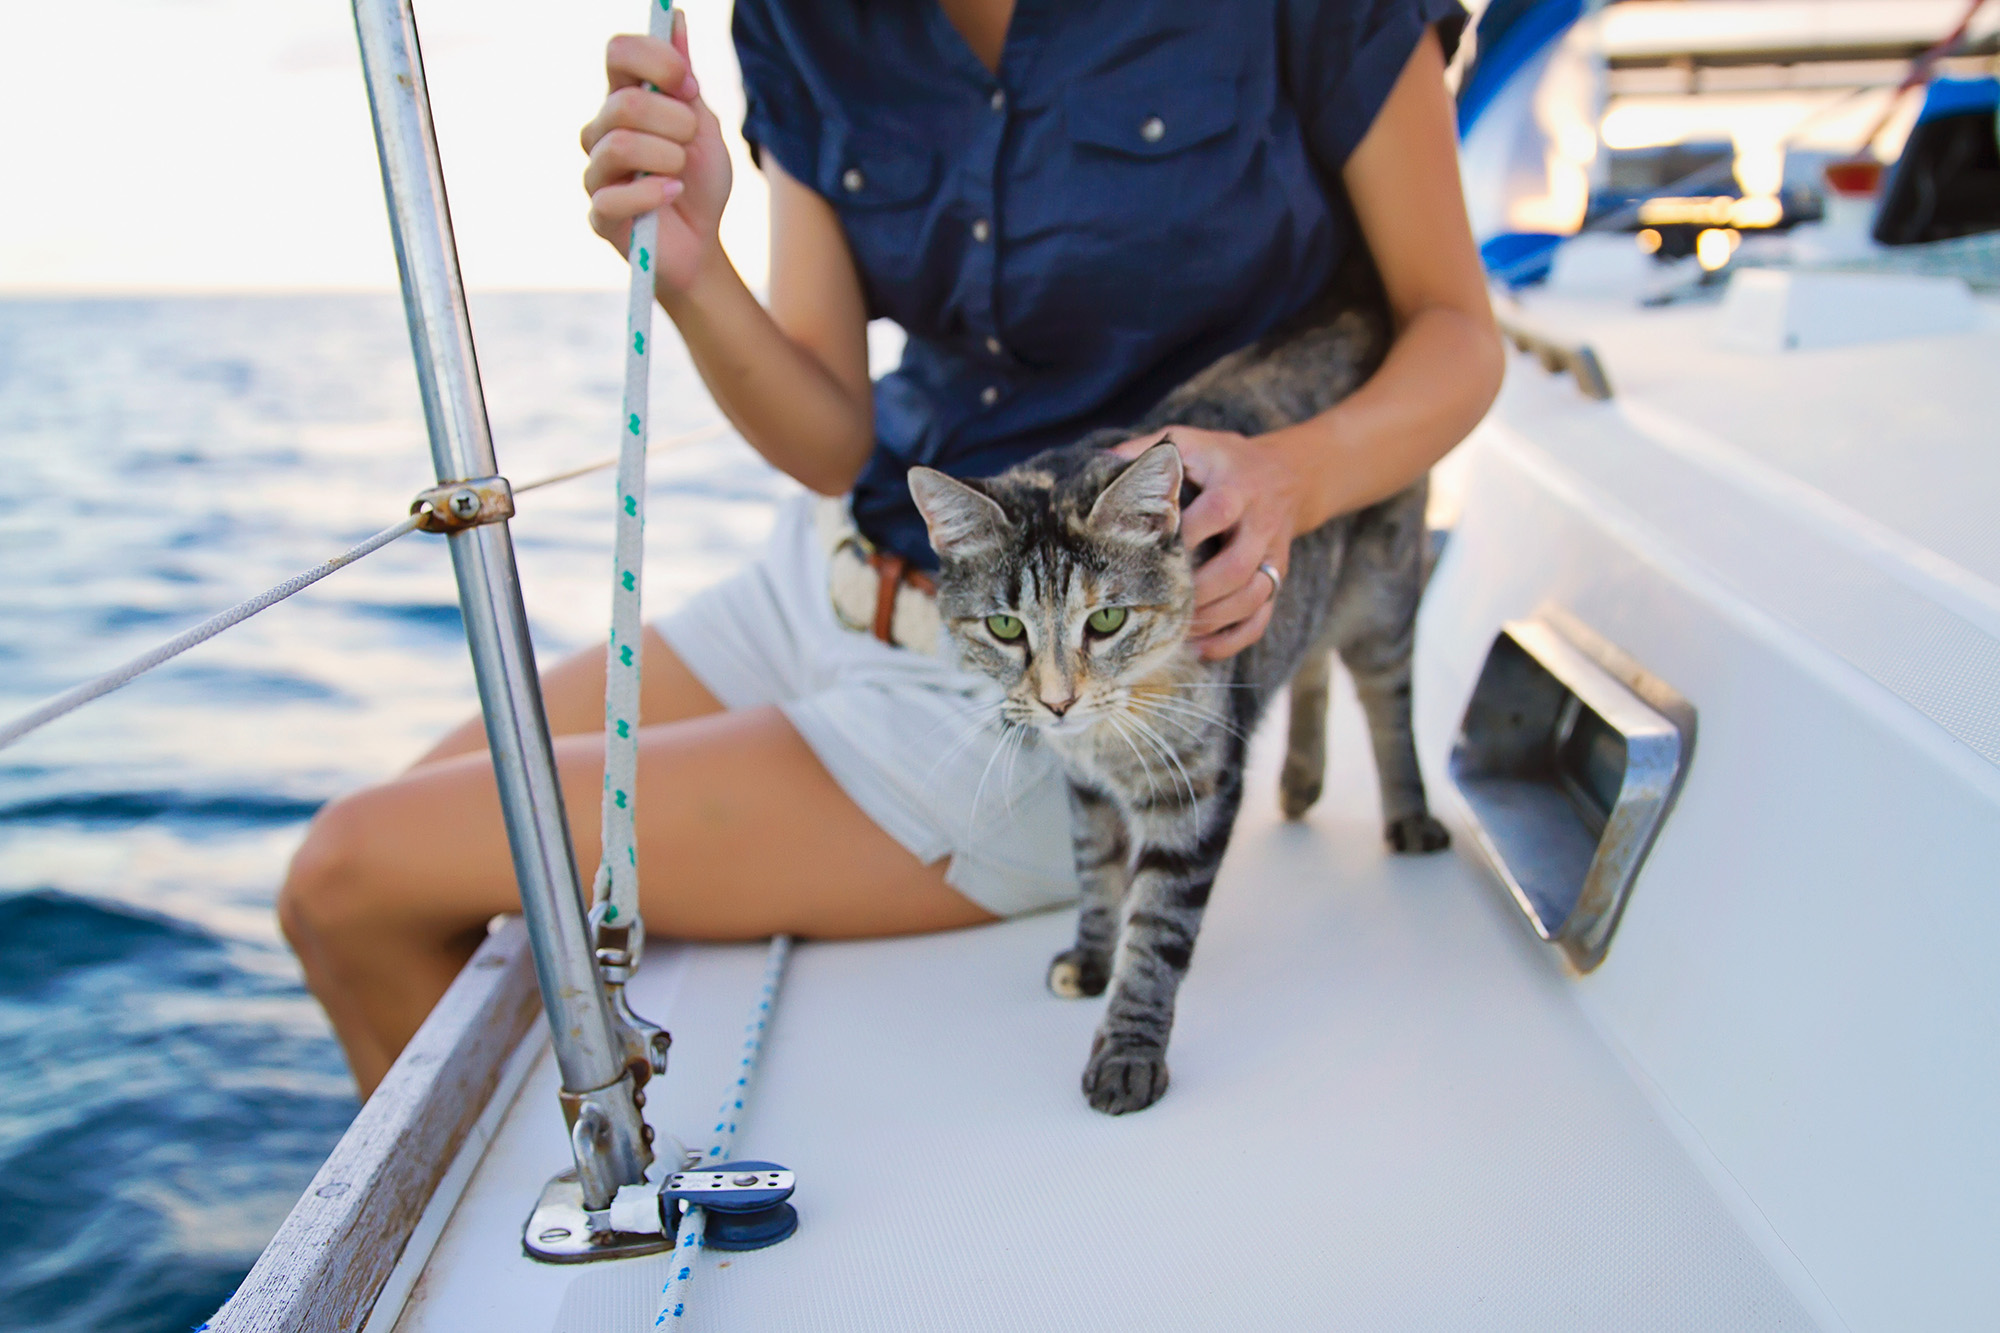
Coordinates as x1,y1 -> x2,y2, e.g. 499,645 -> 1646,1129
655,934 -> 792,1326
591,0 -> 678,952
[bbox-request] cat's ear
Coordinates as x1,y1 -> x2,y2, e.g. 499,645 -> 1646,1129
909,467 -> 1010,559
1088,441 -> 1184,543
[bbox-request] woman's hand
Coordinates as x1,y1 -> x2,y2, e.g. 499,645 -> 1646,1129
580,14 -> 732,294
1114,427 -> 1304,660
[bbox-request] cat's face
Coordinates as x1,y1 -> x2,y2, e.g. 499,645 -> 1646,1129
909,442 -> 1196,737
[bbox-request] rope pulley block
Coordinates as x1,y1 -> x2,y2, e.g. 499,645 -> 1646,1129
604,1163 -> 798,1252
667,1163 -> 799,1250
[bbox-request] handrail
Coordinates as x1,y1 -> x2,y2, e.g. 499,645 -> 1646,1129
350,0 -> 650,1209
1496,315 -> 1615,401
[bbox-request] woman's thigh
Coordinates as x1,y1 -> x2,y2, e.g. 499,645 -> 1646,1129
332,697 -> 999,942
412,626 -> 720,767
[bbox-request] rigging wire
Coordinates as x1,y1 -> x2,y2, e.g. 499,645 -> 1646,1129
0,421 -> 729,754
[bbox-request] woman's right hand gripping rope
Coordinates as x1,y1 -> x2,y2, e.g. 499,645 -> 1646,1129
582,11 -> 732,296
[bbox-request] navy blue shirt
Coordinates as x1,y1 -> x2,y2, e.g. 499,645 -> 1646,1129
733,0 -> 1465,567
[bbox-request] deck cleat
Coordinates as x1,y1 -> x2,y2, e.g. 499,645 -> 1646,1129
664,1161 -> 798,1250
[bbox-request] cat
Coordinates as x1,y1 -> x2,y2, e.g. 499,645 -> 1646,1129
907,262 -> 1450,1114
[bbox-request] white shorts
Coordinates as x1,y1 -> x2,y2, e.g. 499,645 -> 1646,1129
654,496 -> 1081,918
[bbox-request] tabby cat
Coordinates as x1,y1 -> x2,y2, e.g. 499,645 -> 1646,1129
907,268 -> 1450,1115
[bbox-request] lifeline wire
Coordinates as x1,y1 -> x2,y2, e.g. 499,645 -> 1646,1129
0,422 -> 726,757
0,512 -> 422,753
655,934 -> 793,1327
514,422 -> 728,496
589,0 -> 678,949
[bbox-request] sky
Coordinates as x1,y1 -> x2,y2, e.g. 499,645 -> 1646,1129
0,0 -> 769,292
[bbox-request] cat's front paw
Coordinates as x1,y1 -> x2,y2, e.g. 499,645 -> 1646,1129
1047,949 -> 1110,998
1082,1036 -> 1170,1115
1386,812 -> 1451,854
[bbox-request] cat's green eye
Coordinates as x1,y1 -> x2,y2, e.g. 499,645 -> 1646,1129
986,614 -> 1025,641
1087,606 -> 1129,636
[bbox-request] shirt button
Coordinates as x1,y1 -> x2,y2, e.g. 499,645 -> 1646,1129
841,167 -> 865,193
980,385 -> 1000,408
989,88 -> 1007,112
984,335 -> 1003,356
1140,116 -> 1166,144
971,218 -> 991,243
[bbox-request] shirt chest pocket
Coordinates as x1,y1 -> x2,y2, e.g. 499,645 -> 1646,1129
1063,69 -> 1238,161
819,127 -> 940,318
1054,68 -> 1248,320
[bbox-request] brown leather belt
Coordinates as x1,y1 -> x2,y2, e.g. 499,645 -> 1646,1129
864,552 -> 938,645
819,497 -> 944,654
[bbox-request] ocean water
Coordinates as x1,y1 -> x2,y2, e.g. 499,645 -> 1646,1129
0,293 -> 790,1333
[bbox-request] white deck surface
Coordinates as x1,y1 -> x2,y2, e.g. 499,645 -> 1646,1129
391,678 -> 1814,1332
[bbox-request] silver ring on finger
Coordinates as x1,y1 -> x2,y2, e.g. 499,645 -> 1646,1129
1257,561 -> 1283,600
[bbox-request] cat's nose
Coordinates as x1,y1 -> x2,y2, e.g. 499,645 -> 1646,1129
1042,694 -> 1079,718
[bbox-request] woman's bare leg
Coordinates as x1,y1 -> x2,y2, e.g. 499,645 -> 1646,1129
280,628 -> 994,1096
412,626 -> 724,766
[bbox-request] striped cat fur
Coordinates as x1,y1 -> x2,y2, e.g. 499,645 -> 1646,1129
909,268 -> 1449,1114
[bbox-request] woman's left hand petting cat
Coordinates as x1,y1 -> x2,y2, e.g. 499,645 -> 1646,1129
1114,428 -> 1302,660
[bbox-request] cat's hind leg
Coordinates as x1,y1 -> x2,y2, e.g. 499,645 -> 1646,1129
1048,783 -> 1128,998
1329,483 -> 1450,854
1279,642 -> 1333,820
1341,642 -> 1450,853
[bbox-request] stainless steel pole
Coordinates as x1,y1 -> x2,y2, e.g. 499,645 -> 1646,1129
350,0 -> 649,1208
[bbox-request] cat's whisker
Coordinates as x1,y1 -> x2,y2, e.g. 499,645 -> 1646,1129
1133,694 -> 1248,743
1123,712 -> 1201,813
1135,690 -> 1231,721
922,701 -> 1007,781
1145,710 -> 1246,748
1135,706 -> 1206,743
1138,695 -> 1221,724
1112,707 -> 1193,809
964,718 -> 1017,841
1103,713 -> 1168,804
998,720 -> 1030,822
917,697 -> 1000,741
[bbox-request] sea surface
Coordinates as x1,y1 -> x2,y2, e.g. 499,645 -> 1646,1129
0,293 -> 794,1333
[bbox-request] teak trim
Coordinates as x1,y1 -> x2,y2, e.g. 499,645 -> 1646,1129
211,917 -> 542,1333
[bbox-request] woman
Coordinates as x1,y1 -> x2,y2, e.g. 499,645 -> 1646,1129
280,0 -> 1502,1096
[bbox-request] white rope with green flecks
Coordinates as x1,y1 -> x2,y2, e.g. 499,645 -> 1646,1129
655,934 -> 792,1326
590,0 -> 680,953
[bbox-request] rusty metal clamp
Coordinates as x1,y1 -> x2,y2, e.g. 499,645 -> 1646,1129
412,475 -> 516,533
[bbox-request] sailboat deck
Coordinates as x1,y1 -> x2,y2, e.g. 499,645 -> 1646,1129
387,681 -> 1813,1332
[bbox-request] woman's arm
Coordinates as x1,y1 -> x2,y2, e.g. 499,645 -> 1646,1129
582,23 -> 874,495
1276,28 -> 1502,524
1124,29 -> 1503,658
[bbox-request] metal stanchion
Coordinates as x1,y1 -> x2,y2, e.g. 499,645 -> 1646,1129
349,0 -> 655,1219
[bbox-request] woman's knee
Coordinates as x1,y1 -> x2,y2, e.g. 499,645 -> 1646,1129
279,793 -> 399,951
